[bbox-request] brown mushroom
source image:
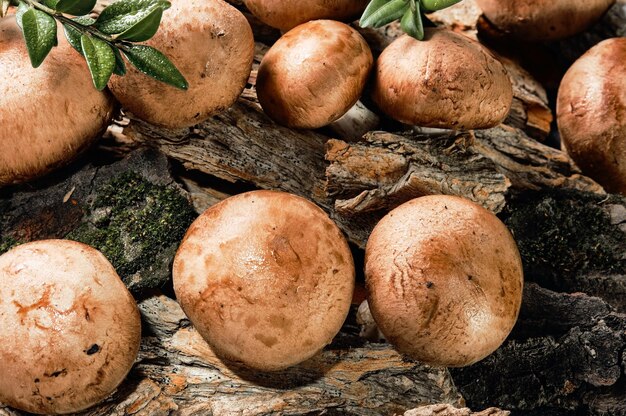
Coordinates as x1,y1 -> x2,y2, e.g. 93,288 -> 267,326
365,195 -> 524,367
557,37 -> 626,195
173,190 -> 355,371
372,29 -> 512,130
0,240 -> 141,414
244,0 -> 368,31
475,0 -> 615,41
0,18 -> 115,187
108,0 -> 254,129
256,20 -> 373,129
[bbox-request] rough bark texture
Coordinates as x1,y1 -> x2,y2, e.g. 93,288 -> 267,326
0,149 -> 196,295
114,101 -> 600,249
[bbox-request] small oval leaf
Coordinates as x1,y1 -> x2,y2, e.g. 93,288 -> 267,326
122,44 -> 187,90
400,4 -> 424,40
56,0 -> 97,16
117,6 -> 163,42
360,0 -> 408,29
96,0 -> 170,35
81,34 -> 116,90
360,0 -> 388,27
62,16 -> 95,55
20,8 -> 58,68
112,46 -> 127,76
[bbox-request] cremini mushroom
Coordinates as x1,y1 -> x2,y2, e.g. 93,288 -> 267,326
173,190 -> 355,371
256,19 -> 373,129
475,0 -> 615,41
108,0 -> 255,128
557,37 -> 626,195
244,0 -> 368,31
0,18 -> 115,187
365,195 -> 524,367
372,28 -> 512,130
0,240 -> 141,414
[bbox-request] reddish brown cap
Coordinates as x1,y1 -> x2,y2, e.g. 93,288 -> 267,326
108,0 -> 254,128
365,195 -> 524,367
476,0 -> 615,41
557,37 -> 626,195
256,20 -> 373,129
0,19 -> 114,187
244,0 -> 368,31
372,29 -> 512,130
0,240 -> 141,414
173,190 -> 355,371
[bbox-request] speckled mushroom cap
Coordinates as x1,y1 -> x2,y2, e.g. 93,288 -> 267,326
365,195 -> 523,367
244,0 -> 368,31
108,0 -> 254,128
557,38 -> 626,195
0,19 -> 114,187
475,0 -> 615,41
256,20 -> 373,129
372,29 -> 512,130
0,240 -> 141,414
173,190 -> 355,371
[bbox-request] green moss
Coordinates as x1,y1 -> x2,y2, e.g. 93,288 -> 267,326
0,236 -> 21,256
67,171 -> 196,292
502,190 -> 626,287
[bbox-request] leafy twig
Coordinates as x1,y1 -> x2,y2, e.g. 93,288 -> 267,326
360,0 -> 462,40
9,0 -> 188,90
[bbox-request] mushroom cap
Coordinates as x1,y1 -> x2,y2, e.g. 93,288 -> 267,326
244,0 -> 368,31
557,37 -> 626,195
0,240 -> 141,414
256,20 -> 373,129
173,190 -> 355,371
365,195 -> 523,367
0,19 -> 114,187
108,0 -> 254,129
475,0 -> 615,41
372,29 -> 512,130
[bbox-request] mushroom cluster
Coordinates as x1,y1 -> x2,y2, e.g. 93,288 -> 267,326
0,240 -> 141,414
173,190 -> 355,371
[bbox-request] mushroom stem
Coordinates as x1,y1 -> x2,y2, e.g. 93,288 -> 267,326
328,100 -> 381,141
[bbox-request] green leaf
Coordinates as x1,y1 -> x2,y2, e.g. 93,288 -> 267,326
360,0 -> 388,27
116,5 -> 162,41
43,0 -> 59,9
122,44 -> 187,90
400,2 -> 424,40
360,0 -> 409,28
96,0 -> 170,36
20,8 -> 58,68
112,46 -> 127,76
62,16 -> 95,55
80,34 -> 116,90
56,0 -> 97,15
420,0 -> 461,12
